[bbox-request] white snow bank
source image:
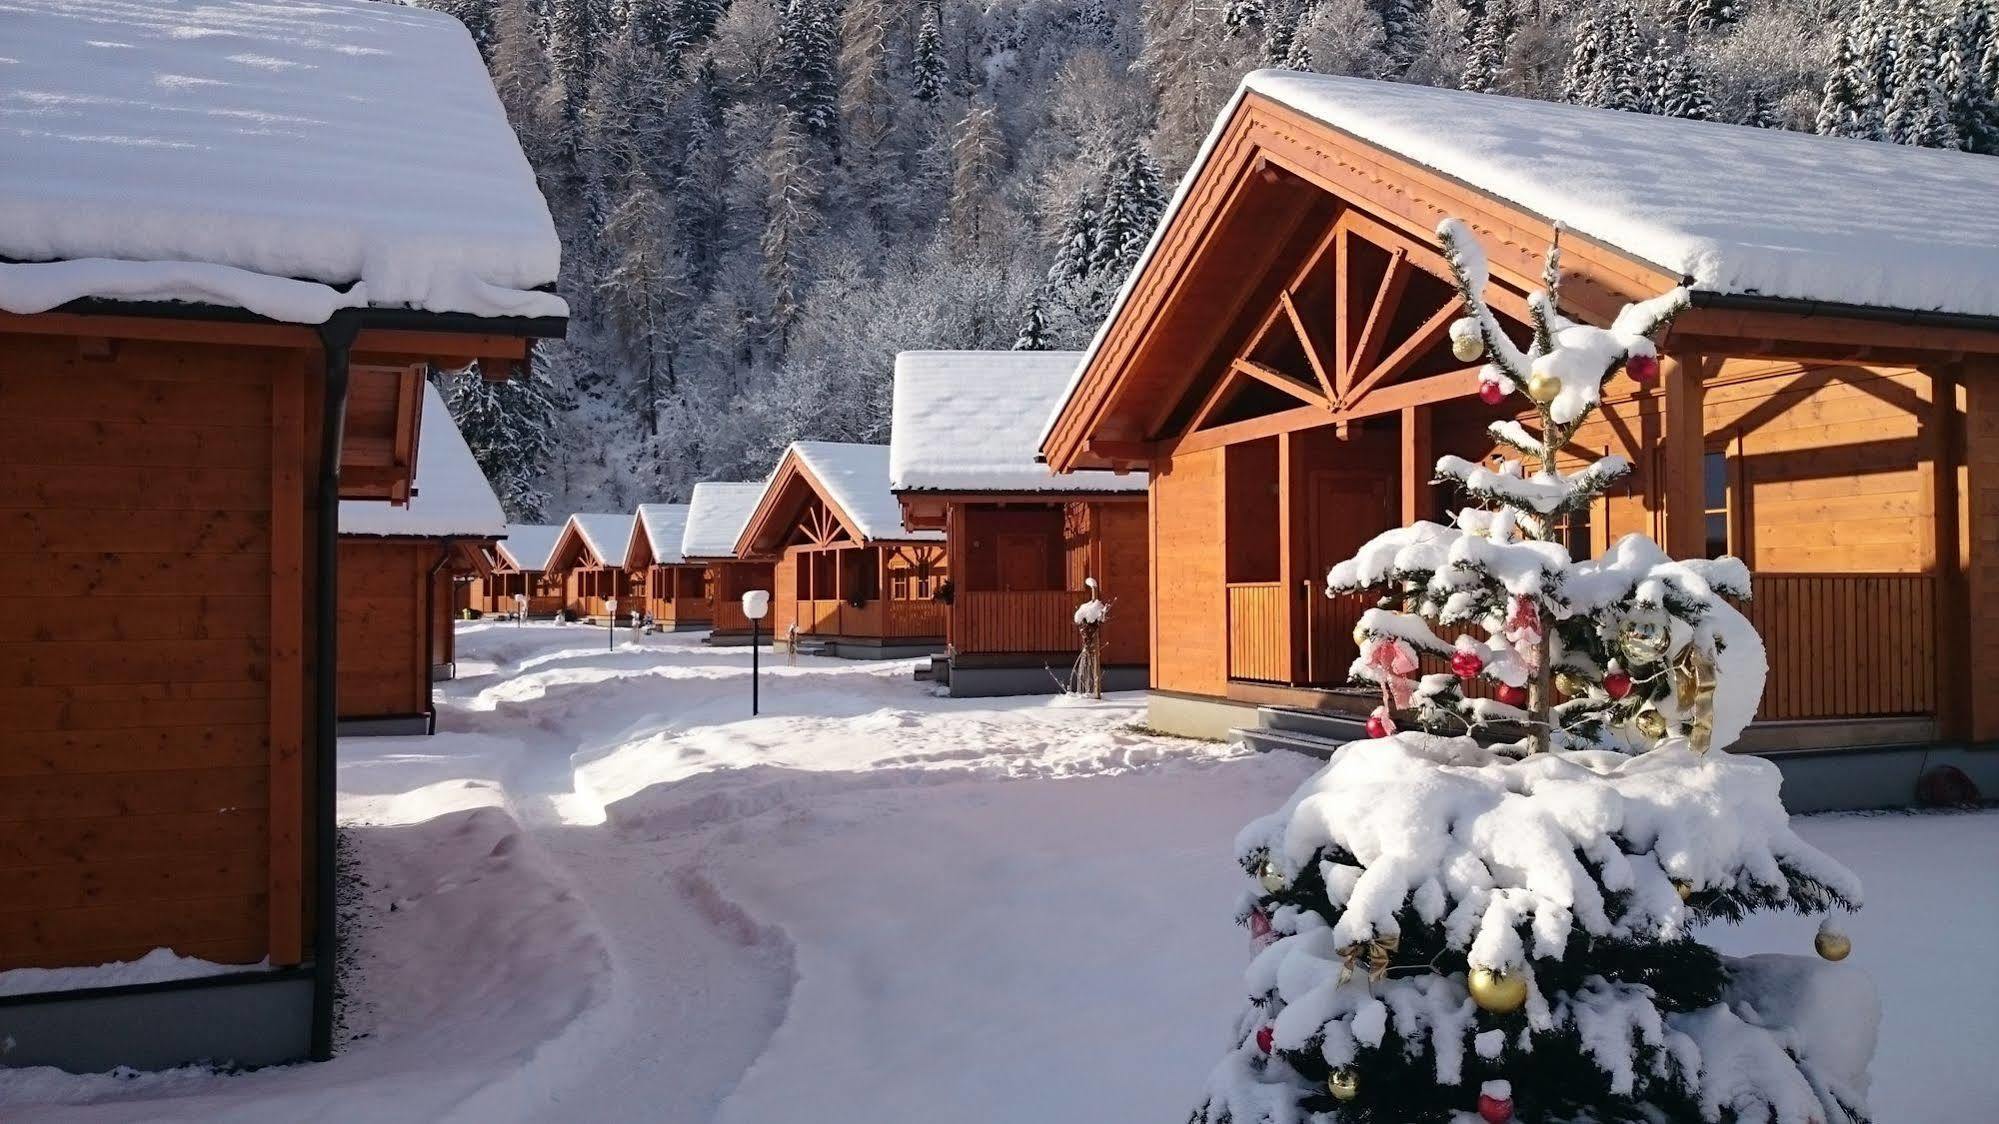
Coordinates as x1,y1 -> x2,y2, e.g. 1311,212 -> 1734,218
628,503 -> 691,566
0,948 -> 266,998
340,382 -> 507,539
0,0 -> 564,323
680,482 -> 766,560
889,351 -> 1146,493
788,442 -> 942,544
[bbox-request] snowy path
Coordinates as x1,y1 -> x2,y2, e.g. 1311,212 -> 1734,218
3,623 -> 1995,1121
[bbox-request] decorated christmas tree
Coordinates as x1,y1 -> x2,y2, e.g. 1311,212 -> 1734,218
1191,220 -> 1876,1124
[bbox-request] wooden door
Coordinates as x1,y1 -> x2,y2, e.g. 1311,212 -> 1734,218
1305,470 -> 1393,686
997,533 -> 1047,592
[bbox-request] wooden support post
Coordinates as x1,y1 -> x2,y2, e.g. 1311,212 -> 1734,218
1958,363 -> 1999,741
267,361 -> 307,967
1661,353 -> 1707,557
1400,406 -> 1431,525
1278,431 -> 1302,685
1921,364 -> 1967,740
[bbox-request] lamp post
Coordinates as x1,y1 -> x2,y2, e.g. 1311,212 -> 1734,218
743,589 -> 771,716
606,596 -> 618,652
513,592 -> 526,627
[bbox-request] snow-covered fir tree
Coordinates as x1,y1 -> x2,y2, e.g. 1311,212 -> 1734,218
438,360 -> 569,521
1190,219 -> 1875,1124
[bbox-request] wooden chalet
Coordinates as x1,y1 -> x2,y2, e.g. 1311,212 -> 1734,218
889,351 -> 1151,695
468,523 -> 566,617
735,442 -> 948,657
0,0 -> 565,1071
546,512 -> 638,622
682,481 -> 778,643
338,382 -> 508,735
624,503 -> 710,630
1039,72 -> 1999,808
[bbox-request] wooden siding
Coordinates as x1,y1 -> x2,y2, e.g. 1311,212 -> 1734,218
1226,583 -> 1287,682
337,539 -> 431,721
1152,446 -> 1227,695
954,591 -> 1080,652
0,331 -> 310,971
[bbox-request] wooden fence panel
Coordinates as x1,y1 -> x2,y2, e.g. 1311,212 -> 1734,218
1227,583 -> 1287,683
887,599 -> 947,639
1745,573 -> 1933,721
954,591 -> 1080,654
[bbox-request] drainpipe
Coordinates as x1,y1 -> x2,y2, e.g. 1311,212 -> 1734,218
424,538 -> 459,736
310,311 -> 360,1062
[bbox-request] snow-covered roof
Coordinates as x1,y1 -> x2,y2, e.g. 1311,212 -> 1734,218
1041,70 -> 1999,448
791,442 -> 942,544
629,503 -> 691,567
0,0 -> 564,325
681,482 -> 767,560
889,351 -> 1148,493
495,524 -> 562,572
562,513 -> 637,567
339,382 -> 506,539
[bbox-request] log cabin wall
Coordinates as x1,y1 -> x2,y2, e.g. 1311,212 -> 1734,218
472,569 -> 564,616
337,539 -> 431,722
942,500 -> 1149,665
0,329 -> 315,972
708,561 -> 777,634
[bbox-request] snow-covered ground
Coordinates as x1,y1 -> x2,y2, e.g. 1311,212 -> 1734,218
2,623 -> 1993,1120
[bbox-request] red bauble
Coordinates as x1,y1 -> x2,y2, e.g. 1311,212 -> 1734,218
1626,353 -> 1660,384
1248,909 -> 1272,941
1450,650 -> 1483,680
1477,1092 -> 1514,1122
1478,380 -> 1506,406
1603,670 -> 1633,699
1365,710 -> 1395,738
1495,683 -> 1529,708
1255,1024 -> 1275,1054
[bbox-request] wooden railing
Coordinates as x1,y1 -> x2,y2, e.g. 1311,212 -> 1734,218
1745,573 -> 1934,721
886,598 -> 947,638
954,590 -> 1085,654
1227,582 -> 1287,683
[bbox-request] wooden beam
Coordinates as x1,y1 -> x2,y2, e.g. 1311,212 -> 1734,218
1334,225 -> 1354,395
1330,367 -> 1481,423
1087,438 -> 1156,462
1279,291 -> 1337,403
1278,430 -> 1302,683
1349,250 -> 1409,396
1400,406 -> 1432,525
1660,352 -> 1707,556
266,359 -> 306,967
1927,363 -> 1968,740
1344,298 -> 1461,408
1231,358 -> 1331,407
1172,402 -> 1339,457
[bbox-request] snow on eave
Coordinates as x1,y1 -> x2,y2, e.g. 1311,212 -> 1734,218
681,482 -> 767,560
890,350 -> 1147,495
339,382 -> 506,539
628,503 -> 692,568
792,442 -> 944,544
1040,72 -> 1999,456
494,524 -> 563,572
0,0 -> 567,325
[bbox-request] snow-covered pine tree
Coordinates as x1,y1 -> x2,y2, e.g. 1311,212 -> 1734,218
777,0 -> 840,148
1459,0 -> 1513,93
1012,289 -> 1053,350
1816,25 -> 1883,138
1087,140 -> 1164,291
1653,42 -> 1714,120
1375,0 -> 1424,74
1961,0 -> 1999,153
1190,219 -> 1874,1124
1593,7 -> 1650,112
1740,85 -> 1778,128
548,0 -> 600,128
440,359 -> 567,522
760,112 -> 824,347
599,175 -> 693,439
1558,8 -> 1604,105
912,5 -> 946,101
1225,0 -> 1267,37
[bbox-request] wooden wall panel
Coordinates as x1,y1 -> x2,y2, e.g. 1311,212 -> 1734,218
1151,446 -> 1227,696
1094,502 -> 1152,666
0,331 -> 295,972
337,539 -> 428,721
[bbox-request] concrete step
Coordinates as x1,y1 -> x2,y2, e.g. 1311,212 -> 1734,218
1258,706 -> 1369,742
1235,725 -> 1345,759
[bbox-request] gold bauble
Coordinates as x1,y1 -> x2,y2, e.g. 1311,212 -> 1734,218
1526,370 -> 1562,404
1554,671 -> 1591,699
1326,1067 -> 1360,1101
1673,879 -> 1693,902
1259,859 -> 1286,894
1453,332 -> 1485,362
1633,709 -> 1669,740
1815,927 -> 1852,962
1618,619 -> 1670,665
1467,966 -> 1529,1014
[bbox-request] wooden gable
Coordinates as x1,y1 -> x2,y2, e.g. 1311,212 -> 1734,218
736,451 -> 865,558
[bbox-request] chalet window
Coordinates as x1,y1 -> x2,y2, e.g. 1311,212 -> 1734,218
1552,504 -> 1594,561
1703,449 -> 1731,559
